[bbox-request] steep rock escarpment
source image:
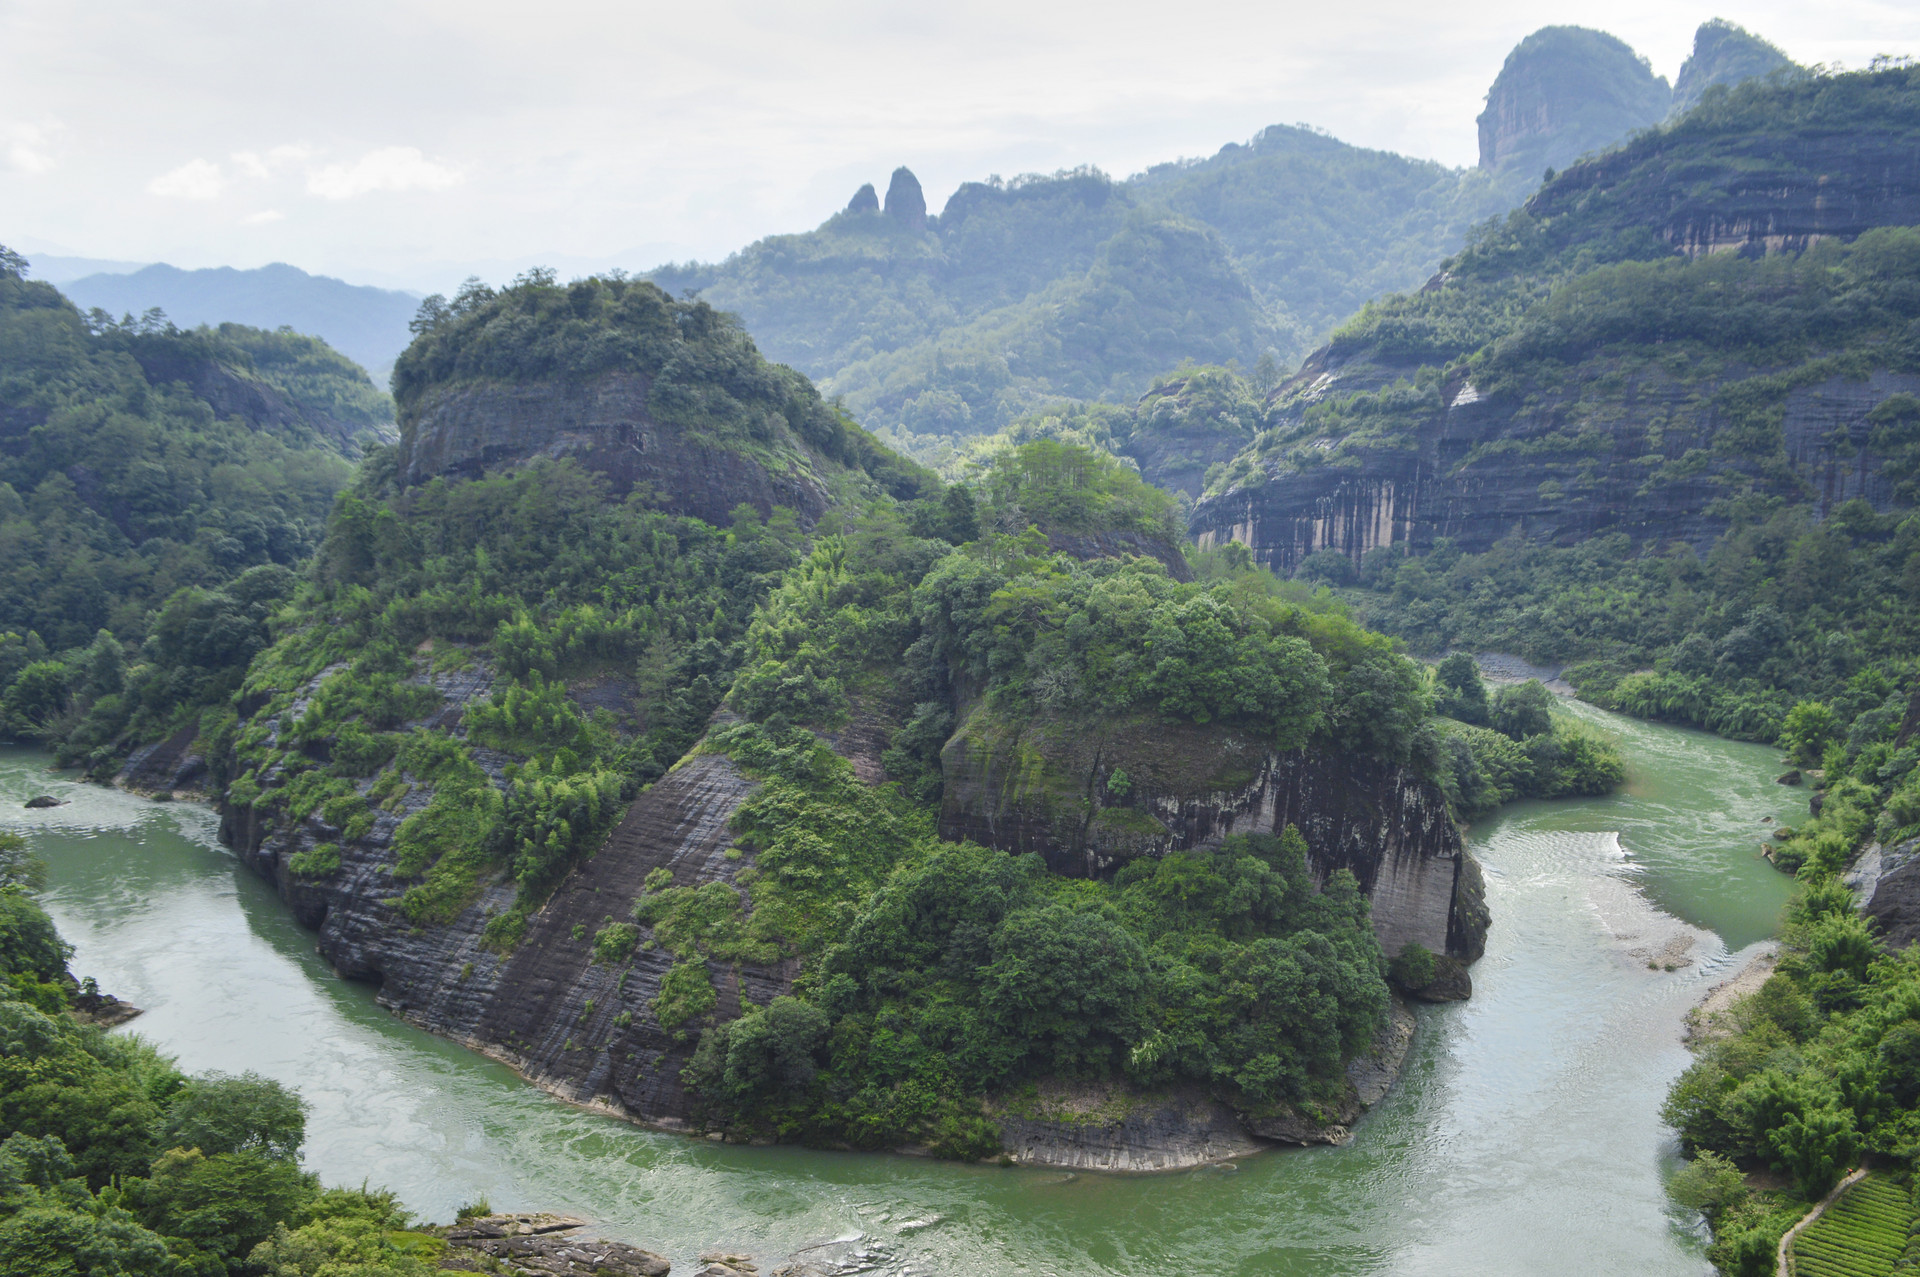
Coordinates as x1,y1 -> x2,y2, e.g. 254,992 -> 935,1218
1476,26 -> 1670,178
1193,366 -> 1920,572
225,679 -> 783,1125
397,372 -> 830,526
938,710 -> 1488,963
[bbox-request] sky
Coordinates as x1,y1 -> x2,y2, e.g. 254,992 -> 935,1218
3,0 -> 1917,294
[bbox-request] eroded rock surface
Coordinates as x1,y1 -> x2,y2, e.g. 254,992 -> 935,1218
398,372 -> 829,527
940,712 -> 1487,962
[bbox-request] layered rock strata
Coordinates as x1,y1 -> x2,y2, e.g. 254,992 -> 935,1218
397,372 -> 830,526
938,712 -> 1488,963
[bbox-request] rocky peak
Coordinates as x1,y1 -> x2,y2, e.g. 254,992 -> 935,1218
1477,26 -> 1671,177
1671,19 -> 1795,116
884,166 -> 927,229
845,182 -> 879,214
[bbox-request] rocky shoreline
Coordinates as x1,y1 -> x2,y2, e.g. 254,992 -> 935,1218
986,996 -> 1420,1171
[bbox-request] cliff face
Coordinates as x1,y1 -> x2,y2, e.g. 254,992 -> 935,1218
397,372 -> 830,526
223,660 -> 782,1127
937,710 -> 1487,963
1194,64 -> 1920,572
1476,26 -> 1670,177
1193,365 -> 1920,572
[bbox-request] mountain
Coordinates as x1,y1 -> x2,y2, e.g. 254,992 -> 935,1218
59,262 -> 420,386
1187,60 -> 1920,573
1474,26 -> 1672,180
1671,18 -> 1796,116
20,253 -> 150,285
203,270 -> 1521,1168
652,23 -> 1792,449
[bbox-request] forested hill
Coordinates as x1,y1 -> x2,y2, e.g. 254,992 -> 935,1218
0,246 -> 390,772
649,21 -> 1793,447
193,266 -> 1627,1168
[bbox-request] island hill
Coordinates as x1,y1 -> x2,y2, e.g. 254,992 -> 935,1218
179,270 -> 1518,1170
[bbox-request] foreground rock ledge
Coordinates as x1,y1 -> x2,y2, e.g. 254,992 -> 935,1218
441,1214 -> 670,1276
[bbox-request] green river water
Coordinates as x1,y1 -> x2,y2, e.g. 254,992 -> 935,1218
3,701 -> 1802,1275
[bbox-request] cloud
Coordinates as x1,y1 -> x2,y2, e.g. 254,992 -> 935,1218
230,144 -> 311,179
241,209 -> 284,224
306,146 -> 461,200
148,158 -> 225,199
5,124 -> 54,175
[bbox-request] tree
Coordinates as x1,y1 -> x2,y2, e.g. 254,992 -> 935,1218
1778,700 -> 1838,766
156,1073 -> 308,1162
1490,680 -> 1553,740
1433,654 -> 1490,725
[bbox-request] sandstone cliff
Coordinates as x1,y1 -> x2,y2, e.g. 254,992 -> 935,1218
1193,363 -> 1920,573
1476,26 -> 1670,179
938,710 -> 1488,963
396,372 -> 831,527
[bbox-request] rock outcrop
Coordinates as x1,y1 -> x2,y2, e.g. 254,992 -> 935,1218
1856,837 -> 1920,948
116,724 -> 207,796
441,1214 -> 670,1276
844,183 -> 879,215
938,711 -> 1487,963
1476,26 -> 1670,178
224,667 -> 779,1130
396,372 -> 830,527
883,167 -> 927,231
1194,364 -> 1920,573
1670,20 -> 1795,118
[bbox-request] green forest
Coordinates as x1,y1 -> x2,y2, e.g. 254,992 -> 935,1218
0,248 -> 390,776
0,830 -> 447,1275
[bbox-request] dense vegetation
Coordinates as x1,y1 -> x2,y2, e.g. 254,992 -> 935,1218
0,831 -> 439,1276
1663,883 -> 1920,1274
228,272 -> 934,951
652,455 -> 1429,1149
0,246 -> 385,776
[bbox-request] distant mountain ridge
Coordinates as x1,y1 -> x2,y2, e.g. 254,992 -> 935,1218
58,261 -> 420,387
651,20 -> 1797,448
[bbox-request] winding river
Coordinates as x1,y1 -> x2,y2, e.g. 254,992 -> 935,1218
5,701 -> 1799,1275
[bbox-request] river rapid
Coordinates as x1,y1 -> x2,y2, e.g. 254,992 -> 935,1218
5,701 -> 1801,1276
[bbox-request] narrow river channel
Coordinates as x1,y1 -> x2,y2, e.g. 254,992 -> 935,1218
4,701 -> 1801,1275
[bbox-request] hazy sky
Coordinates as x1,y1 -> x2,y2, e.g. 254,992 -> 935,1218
3,0 -> 1916,293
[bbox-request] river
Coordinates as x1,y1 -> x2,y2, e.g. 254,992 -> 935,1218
4,701 -> 1800,1275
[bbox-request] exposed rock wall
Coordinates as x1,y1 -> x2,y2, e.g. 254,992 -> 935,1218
225,684 -> 780,1128
1194,367 -> 1920,574
1857,837 -> 1920,949
1475,27 -> 1670,177
397,372 -> 830,526
938,711 -> 1486,962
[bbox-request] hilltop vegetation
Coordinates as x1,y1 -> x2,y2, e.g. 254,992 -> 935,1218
0,246 -> 384,774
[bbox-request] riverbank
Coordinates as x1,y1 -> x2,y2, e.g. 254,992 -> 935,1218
1685,946 -> 1778,1044
10,705 -> 1803,1274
